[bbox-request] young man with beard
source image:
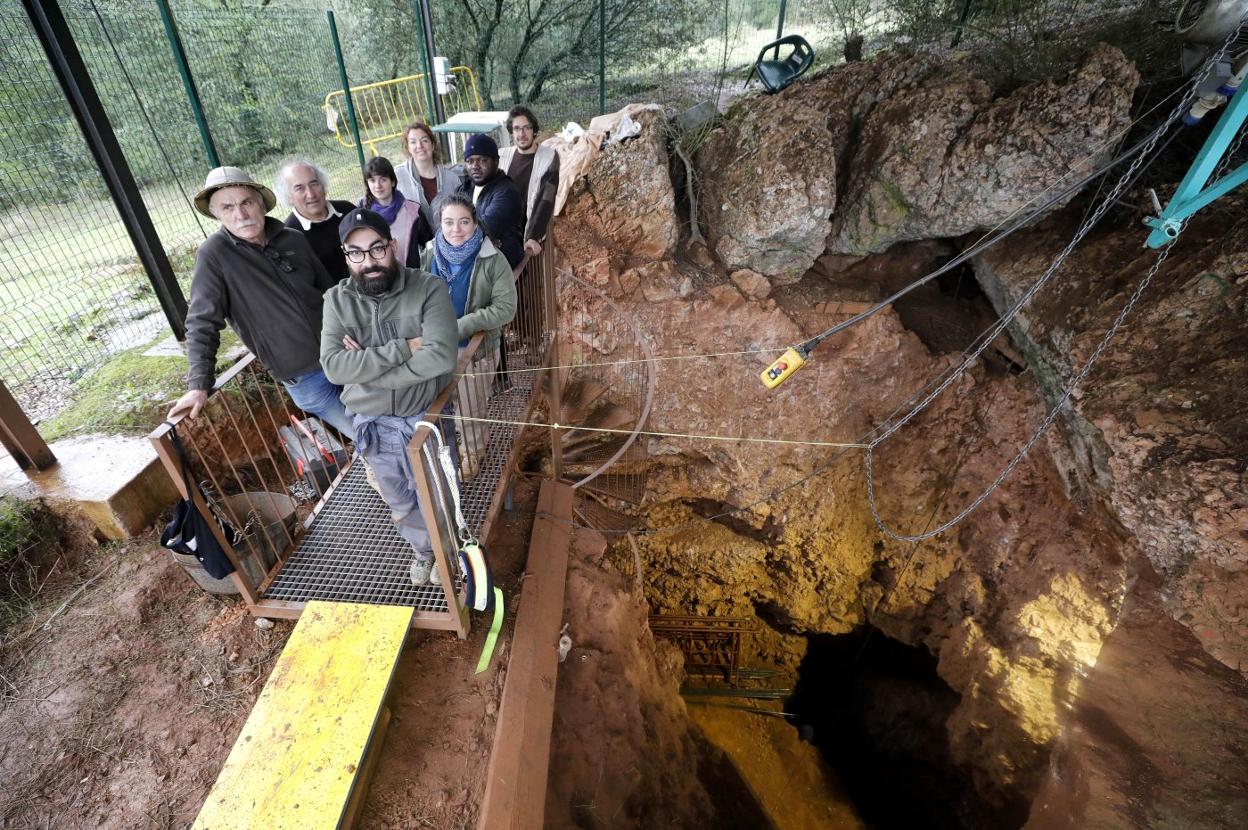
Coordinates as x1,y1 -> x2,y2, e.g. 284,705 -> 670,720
498,105 -> 560,257
319,208 -> 458,585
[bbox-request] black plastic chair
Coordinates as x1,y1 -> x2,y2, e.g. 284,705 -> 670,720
752,34 -> 814,93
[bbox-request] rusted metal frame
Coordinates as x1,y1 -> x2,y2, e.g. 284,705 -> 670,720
538,243 -> 564,481
247,597 -> 459,629
0,379 -> 56,471
246,364 -> 340,511
190,390 -> 271,573
408,423 -> 470,640
474,365 -> 545,547
478,480 -> 574,830
149,430 -> 260,605
214,373 -> 298,558
236,365 -> 309,558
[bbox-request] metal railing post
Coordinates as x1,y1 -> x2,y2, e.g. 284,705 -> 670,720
774,0 -> 788,58
327,10 -> 368,172
415,0 -> 447,125
153,0 -> 219,168
543,242 -> 564,480
22,0 -> 187,340
0,379 -> 55,471
598,0 -> 606,115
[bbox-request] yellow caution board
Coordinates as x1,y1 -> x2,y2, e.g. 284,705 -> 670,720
193,601 -> 413,830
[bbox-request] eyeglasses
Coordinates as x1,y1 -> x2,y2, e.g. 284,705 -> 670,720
263,248 -> 293,273
511,124 -> 534,133
342,242 -> 391,263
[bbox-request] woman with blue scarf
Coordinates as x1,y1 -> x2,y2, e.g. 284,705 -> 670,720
422,193 -> 517,476
360,156 -> 431,267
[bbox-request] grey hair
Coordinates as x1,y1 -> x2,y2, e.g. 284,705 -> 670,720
273,156 -> 330,205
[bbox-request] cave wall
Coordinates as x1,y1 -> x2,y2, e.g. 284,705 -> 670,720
546,40 -> 1245,826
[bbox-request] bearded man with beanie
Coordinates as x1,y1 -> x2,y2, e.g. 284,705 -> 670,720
457,133 -> 525,268
319,208 -> 459,586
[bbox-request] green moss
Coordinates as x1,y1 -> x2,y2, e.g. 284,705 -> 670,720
0,497 -> 48,568
40,330 -> 242,442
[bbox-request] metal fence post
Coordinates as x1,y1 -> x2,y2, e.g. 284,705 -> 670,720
598,0 -> 606,115
774,0 -> 788,57
411,0 -> 443,126
22,0 -> 187,340
326,10 -> 367,173
154,0 -> 219,168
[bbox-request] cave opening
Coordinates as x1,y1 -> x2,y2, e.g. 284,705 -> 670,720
786,627 -> 1028,830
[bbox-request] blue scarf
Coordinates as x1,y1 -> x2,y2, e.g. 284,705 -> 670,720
431,226 -> 483,284
365,189 -> 406,225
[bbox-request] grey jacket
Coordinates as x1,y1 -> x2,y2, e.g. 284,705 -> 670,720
420,237 -> 518,354
184,217 -> 335,390
319,267 -> 458,417
395,160 -> 462,229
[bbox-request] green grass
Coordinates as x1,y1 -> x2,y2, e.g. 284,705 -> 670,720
39,330 -> 241,442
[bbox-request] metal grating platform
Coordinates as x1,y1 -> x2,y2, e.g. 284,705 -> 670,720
263,462 -> 457,611
263,354 -> 540,611
460,376 -> 533,534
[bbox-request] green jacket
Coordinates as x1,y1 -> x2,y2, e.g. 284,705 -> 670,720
320,267 -> 457,417
420,237 -> 518,354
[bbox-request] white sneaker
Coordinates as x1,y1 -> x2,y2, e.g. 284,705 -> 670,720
428,560 -> 441,586
364,462 -> 382,495
409,557 -> 433,586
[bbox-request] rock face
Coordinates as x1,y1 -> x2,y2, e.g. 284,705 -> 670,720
556,100 -> 1131,809
544,528 -> 769,829
560,105 -> 678,263
550,48 -> 1245,826
694,44 -> 1138,280
972,192 -> 1248,681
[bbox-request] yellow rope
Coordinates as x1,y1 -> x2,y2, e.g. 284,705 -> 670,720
432,412 -> 869,449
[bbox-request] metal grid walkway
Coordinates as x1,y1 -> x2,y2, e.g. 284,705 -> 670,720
460,374 -> 534,534
263,360 -> 538,610
263,462 -> 456,610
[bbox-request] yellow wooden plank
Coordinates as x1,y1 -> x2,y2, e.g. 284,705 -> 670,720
193,601 -> 414,830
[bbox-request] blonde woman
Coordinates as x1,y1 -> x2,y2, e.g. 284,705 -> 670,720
395,121 -> 460,231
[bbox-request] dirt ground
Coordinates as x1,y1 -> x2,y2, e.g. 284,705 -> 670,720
0,477 -> 540,830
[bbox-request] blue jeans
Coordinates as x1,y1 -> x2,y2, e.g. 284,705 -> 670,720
283,369 -> 353,438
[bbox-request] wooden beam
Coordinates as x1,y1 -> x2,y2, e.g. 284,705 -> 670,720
0,379 -> 55,471
478,480 -> 574,830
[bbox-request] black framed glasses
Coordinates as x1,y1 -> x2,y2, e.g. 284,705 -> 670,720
342,242 -> 391,263
263,248 -> 293,273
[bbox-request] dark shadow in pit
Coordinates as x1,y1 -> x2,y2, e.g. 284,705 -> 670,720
786,627 -> 1028,830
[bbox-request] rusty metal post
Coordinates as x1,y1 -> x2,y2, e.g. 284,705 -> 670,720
0,380 -> 55,471
543,242 -> 564,480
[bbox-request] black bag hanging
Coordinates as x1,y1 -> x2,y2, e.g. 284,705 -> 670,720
160,423 -> 238,580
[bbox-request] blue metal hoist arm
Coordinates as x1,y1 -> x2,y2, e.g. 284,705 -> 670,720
1146,59 -> 1248,247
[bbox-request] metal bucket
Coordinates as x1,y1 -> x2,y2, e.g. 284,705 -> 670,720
217,492 -> 299,577
170,492 -> 297,595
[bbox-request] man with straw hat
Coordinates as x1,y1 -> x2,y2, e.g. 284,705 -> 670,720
167,166 -> 353,437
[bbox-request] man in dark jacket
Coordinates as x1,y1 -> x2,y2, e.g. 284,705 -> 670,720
276,157 -> 357,282
166,166 -> 352,436
320,208 -> 459,586
458,133 -> 524,268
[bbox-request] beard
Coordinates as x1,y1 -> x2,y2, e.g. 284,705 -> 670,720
352,262 -> 400,297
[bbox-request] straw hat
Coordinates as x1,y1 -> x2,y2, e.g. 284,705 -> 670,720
193,166 -> 276,218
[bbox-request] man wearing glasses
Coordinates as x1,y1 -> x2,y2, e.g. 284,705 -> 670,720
167,166 -> 353,436
319,209 -> 458,585
499,105 -> 560,258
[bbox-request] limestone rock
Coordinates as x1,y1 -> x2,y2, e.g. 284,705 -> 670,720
972,189 -> 1248,680
560,106 -> 678,262
730,269 -> 771,299
829,44 -> 1139,254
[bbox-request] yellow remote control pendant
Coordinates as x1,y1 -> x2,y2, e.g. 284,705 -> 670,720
761,347 -> 807,389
